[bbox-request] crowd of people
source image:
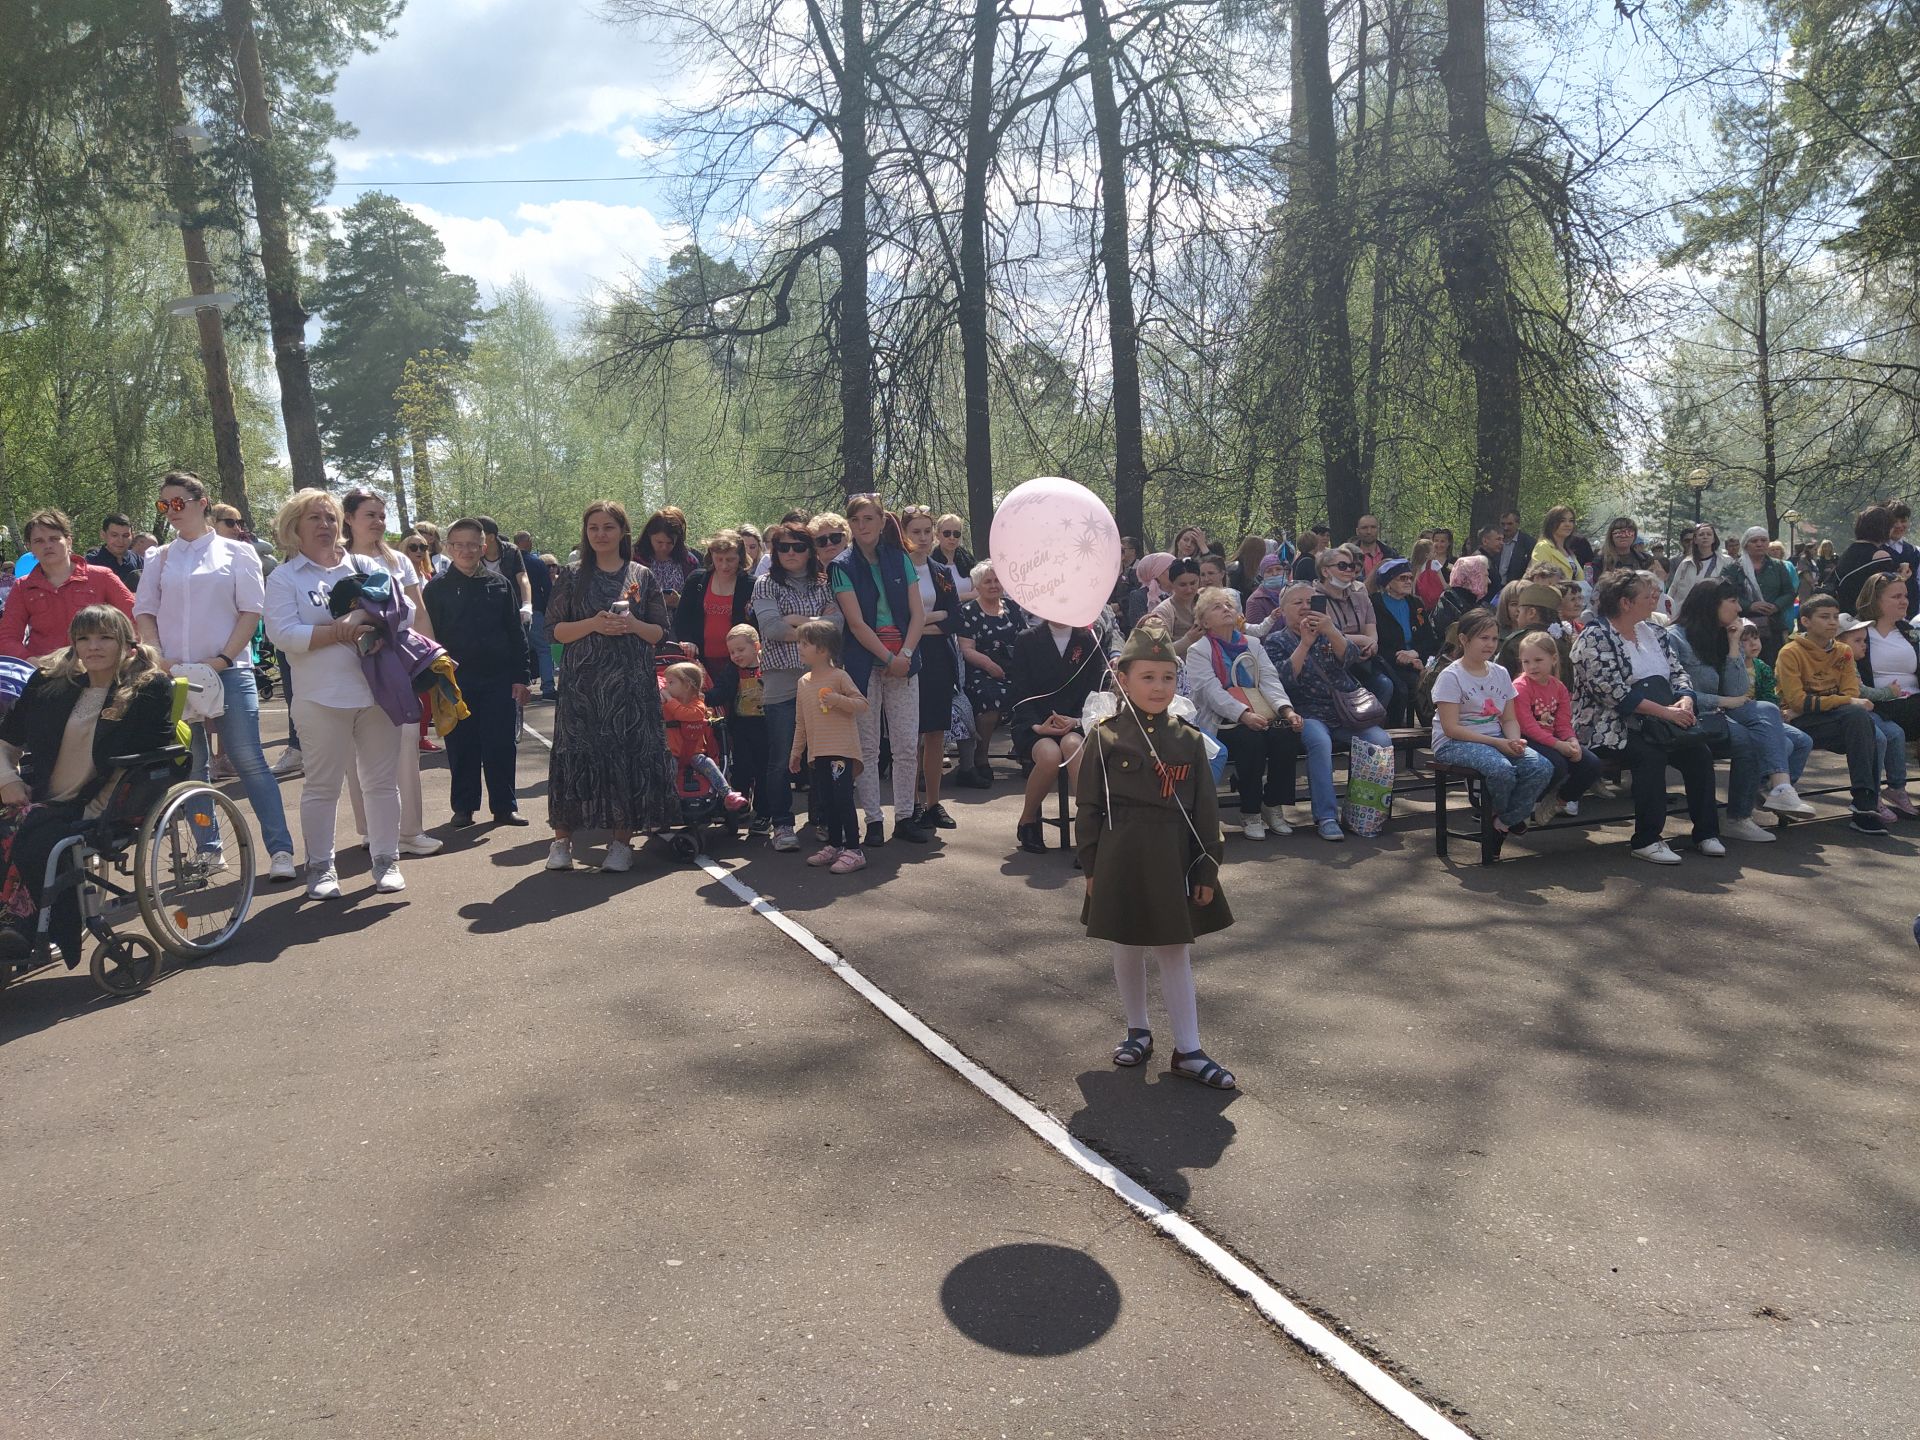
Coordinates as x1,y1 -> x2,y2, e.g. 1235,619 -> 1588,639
3,482 -> 1917,1084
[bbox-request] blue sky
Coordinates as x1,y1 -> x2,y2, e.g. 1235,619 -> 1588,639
324,0 -> 695,318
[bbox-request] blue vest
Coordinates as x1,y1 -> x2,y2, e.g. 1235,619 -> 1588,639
834,545 -> 922,691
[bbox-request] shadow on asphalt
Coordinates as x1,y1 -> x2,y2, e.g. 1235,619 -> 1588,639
939,1242 -> 1121,1355
1066,1067 -> 1238,1211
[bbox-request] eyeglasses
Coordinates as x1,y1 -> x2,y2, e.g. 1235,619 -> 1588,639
403,543 -> 427,554
215,518 -> 242,529
156,497 -> 189,514
1329,561 -> 1356,572
774,541 -> 812,554
814,531 -> 845,547
939,530 -> 962,540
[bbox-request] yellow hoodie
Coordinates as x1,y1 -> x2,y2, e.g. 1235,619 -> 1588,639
1775,632 -> 1860,715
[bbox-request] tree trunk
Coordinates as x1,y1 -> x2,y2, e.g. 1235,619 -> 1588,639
1080,0 -> 1147,542
1755,107 -> 1779,538
1295,0 -> 1365,542
836,0 -> 875,497
1436,0 -> 1522,536
410,429 -> 436,522
958,0 -> 997,544
221,0 -> 326,491
388,444 -> 410,533
1358,1 -> 1404,495
1257,21 -> 1314,536
151,0 -> 250,523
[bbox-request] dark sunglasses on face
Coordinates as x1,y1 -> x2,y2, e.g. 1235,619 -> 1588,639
939,530 -> 962,539
1330,561 -> 1355,571
774,540 -> 812,554
814,531 -> 845,546
156,497 -> 189,514
404,543 -> 426,553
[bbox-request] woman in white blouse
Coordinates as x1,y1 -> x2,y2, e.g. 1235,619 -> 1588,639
134,471 -> 297,883
264,490 -> 407,900
1856,572 -> 1920,741
341,488 -> 440,859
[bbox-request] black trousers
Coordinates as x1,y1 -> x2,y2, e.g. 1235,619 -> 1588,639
1792,705 -> 1881,810
447,679 -> 519,818
1609,732 -> 1719,849
1219,721 -> 1301,813
730,714 -> 768,815
810,755 -> 860,848
4,801 -> 86,962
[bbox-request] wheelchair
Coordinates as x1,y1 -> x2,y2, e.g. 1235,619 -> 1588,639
0,743 -> 257,998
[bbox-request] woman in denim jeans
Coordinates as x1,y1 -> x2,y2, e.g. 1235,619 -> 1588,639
1668,578 -> 1815,840
1262,583 -> 1394,843
750,521 -> 842,853
133,471 -> 299,883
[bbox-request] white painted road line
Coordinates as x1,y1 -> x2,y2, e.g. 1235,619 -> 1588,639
695,854 -> 1476,1440
520,721 -> 552,750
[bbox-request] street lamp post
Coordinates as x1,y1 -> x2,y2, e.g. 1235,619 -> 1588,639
1687,467 -> 1712,524
1781,509 -> 1801,552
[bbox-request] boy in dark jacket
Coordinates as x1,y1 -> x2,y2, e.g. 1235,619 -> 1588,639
424,518 -> 536,828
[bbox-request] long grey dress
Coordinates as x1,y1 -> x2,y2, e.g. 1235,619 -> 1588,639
546,559 -> 679,833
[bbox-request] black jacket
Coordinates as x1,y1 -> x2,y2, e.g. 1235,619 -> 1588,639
1372,591 -> 1436,662
85,545 -> 143,593
1835,540 -> 1896,614
424,565 -> 535,689
1006,625 -> 1105,762
1496,532 -> 1534,586
672,567 -> 757,706
0,667 -> 176,804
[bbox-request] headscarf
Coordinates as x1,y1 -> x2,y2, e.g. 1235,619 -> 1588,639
1135,551 -> 1175,607
1451,552 -> 1490,599
1740,526 -> 1769,592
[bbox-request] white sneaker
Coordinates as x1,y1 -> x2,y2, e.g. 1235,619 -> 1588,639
1762,782 -> 1816,818
399,832 -> 443,857
1241,818 -> 1266,841
371,857 -> 407,893
544,839 -> 574,871
306,864 -> 341,899
600,840 -> 634,873
268,850 -> 297,882
1630,841 -> 1682,865
1695,836 -> 1728,857
1261,805 -> 1294,836
1563,800 -> 1580,817
1721,816 -> 1776,844
270,748 -> 304,779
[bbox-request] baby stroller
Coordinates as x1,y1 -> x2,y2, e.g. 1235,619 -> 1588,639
656,654 -> 739,864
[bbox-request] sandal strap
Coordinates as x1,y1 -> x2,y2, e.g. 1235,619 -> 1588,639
1113,1028 -> 1154,1064
1172,1048 -> 1236,1089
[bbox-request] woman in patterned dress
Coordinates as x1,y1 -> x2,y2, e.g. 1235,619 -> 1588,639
544,500 -> 679,874
954,560 -> 1025,787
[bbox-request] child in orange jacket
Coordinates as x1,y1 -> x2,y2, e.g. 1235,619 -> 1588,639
662,661 -> 749,812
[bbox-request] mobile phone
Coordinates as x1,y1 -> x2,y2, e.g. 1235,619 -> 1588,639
1309,594 -> 1330,615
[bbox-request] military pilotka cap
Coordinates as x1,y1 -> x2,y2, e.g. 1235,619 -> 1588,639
1517,583 -> 1564,611
1118,624 -> 1177,668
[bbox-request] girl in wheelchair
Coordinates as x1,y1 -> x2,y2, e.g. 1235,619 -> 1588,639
0,606 -> 177,967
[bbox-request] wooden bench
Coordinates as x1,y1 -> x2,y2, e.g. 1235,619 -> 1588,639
1431,748 -> 1855,865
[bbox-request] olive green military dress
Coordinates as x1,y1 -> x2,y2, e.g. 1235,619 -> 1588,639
1076,704 -> 1233,945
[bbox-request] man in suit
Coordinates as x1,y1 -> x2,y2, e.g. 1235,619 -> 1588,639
1496,510 -> 1534,586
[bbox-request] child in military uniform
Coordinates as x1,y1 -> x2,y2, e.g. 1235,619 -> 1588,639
1078,621 -> 1238,1090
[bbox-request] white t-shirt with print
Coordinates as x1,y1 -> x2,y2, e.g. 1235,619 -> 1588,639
1431,659 -> 1516,749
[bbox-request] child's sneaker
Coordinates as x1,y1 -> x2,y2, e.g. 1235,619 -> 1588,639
806,844 -> 841,867
722,790 -> 751,813
829,847 -> 867,874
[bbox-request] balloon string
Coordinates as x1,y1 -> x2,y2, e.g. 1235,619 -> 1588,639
1089,650 -> 1214,893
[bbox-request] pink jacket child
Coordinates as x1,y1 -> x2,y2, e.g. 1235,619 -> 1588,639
1512,670 -> 1573,747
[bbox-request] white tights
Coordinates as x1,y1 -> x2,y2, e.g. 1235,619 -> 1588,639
1110,943 -> 1201,1052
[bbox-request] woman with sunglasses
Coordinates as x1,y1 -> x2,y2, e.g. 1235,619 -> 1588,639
831,496 -> 929,846
932,514 -> 974,577
132,473 -> 298,883
751,521 -> 843,851
339,488 -> 443,860
1314,544 -> 1397,714
810,512 -> 849,566
900,506 -> 975,832
410,521 -> 450,577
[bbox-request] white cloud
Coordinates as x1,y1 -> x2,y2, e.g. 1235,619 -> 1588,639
612,126 -> 668,161
404,199 -> 687,308
331,0 -> 690,167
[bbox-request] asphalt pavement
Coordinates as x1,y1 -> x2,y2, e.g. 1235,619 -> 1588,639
2,705 -> 1407,1440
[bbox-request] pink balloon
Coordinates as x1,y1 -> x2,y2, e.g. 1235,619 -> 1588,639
989,477 -> 1121,627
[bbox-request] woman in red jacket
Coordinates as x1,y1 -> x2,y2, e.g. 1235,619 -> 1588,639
0,509 -> 136,660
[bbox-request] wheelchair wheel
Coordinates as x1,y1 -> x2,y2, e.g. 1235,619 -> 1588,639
91,933 -> 160,996
135,783 -> 256,960
668,831 -> 701,864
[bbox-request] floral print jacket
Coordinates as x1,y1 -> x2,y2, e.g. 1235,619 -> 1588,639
1570,618 -> 1695,751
